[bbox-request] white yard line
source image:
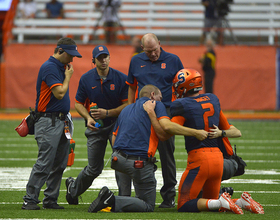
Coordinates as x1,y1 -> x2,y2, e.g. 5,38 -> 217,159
1,158 -> 280,164
0,202 -> 278,207
0,168 -> 279,192
1,150 -> 279,156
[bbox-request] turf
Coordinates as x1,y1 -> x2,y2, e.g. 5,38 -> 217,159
0,119 -> 279,219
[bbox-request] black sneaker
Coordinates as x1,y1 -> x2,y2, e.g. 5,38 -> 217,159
21,202 -> 40,210
43,203 -> 64,209
88,186 -> 115,213
66,177 -> 78,205
221,186 -> 234,196
159,199 -> 175,208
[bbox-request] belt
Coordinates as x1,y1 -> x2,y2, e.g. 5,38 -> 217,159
117,150 -> 149,161
37,112 -> 66,121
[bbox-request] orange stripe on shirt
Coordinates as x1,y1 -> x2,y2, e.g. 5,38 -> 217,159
50,83 -> 62,90
84,98 -> 90,112
75,99 -> 84,105
219,110 -> 233,156
113,126 -> 119,136
219,110 -> 231,130
135,84 -> 139,101
158,115 -> 170,121
171,115 -> 185,125
222,137 -> 234,156
75,98 -> 91,112
37,81 -> 52,112
126,79 -> 138,102
147,125 -> 159,157
125,78 -> 137,87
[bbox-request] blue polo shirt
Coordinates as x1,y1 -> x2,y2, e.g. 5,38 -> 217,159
113,97 -> 169,158
170,93 -> 221,153
126,48 -> 184,108
35,56 -> 70,114
46,1 -> 63,17
75,67 -> 128,127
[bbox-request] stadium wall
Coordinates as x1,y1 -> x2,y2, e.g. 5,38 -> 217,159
277,48 -> 280,110
2,44 -> 277,110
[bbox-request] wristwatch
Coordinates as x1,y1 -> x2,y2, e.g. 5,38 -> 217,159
222,130 -> 226,137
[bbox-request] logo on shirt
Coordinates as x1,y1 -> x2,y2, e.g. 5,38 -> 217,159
177,72 -> 186,84
141,65 -> 146,68
110,84 -> 115,90
161,63 -> 166,69
92,86 -> 97,90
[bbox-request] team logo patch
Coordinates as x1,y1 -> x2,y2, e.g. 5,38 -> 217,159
177,72 -> 186,84
110,84 -> 115,90
99,46 -> 104,51
161,63 -> 166,69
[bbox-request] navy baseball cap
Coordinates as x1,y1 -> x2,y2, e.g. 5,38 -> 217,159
57,44 -> 82,58
92,45 -> 110,59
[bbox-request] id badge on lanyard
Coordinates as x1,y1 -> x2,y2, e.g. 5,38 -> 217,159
64,120 -> 72,139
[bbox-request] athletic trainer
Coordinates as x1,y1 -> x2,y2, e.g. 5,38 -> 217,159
22,37 -> 82,210
124,33 -> 184,208
65,45 -> 128,205
87,85 -> 208,213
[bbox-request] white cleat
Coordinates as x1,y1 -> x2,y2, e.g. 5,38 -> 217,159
240,192 -> 264,214
219,192 -> 244,214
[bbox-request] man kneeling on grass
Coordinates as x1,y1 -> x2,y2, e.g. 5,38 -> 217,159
88,84 -> 208,213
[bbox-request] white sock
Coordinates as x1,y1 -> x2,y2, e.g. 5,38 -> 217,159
207,199 -> 221,210
235,198 -> 243,208
219,195 -> 230,210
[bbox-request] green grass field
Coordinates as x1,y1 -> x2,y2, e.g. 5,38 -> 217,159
0,119 -> 279,219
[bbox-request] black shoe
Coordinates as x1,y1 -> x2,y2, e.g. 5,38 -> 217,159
221,186 -> 234,196
159,199 -> 175,208
21,202 -> 40,210
66,177 -> 78,205
88,186 -> 115,213
43,203 -> 64,209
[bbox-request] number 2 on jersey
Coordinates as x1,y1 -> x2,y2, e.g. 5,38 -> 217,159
201,103 -> 214,131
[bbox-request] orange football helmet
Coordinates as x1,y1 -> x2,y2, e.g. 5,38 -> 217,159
173,68 -> 203,98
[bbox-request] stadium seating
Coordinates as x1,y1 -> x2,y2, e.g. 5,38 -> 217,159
12,0 -> 280,44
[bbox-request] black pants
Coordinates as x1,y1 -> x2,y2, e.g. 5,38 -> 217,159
204,71 -> 215,93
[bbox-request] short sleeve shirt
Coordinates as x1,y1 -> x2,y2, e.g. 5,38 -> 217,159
46,1 -> 63,17
126,48 -> 184,108
35,56 -> 70,114
113,97 -> 169,158
170,93 -> 221,152
75,67 -> 128,127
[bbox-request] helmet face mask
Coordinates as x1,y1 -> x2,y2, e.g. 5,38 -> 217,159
173,68 -> 203,98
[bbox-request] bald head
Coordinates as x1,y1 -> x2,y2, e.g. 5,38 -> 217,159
141,33 -> 161,62
141,33 -> 159,47
139,84 -> 162,101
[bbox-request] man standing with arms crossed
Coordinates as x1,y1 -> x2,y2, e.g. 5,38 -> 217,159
124,33 -> 184,208
65,45 -> 128,205
22,37 -> 82,210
